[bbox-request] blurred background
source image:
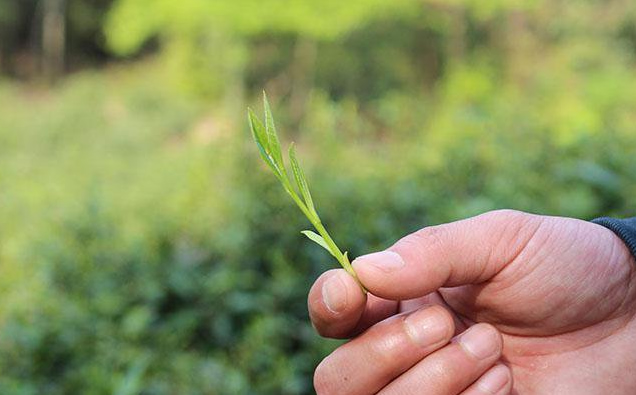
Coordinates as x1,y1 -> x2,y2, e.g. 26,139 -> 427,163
1,0 -> 635,393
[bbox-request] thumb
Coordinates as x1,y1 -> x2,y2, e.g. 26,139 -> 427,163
352,209 -> 543,300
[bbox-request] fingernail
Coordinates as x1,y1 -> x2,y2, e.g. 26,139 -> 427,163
477,365 -> 510,394
355,251 -> 405,272
322,274 -> 348,314
457,324 -> 500,360
404,307 -> 451,347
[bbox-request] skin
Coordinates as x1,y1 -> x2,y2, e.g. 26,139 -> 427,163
308,210 -> 636,394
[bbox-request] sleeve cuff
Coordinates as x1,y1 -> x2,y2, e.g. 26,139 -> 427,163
591,217 -> 636,260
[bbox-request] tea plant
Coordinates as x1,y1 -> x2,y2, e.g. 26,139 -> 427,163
248,93 -> 365,291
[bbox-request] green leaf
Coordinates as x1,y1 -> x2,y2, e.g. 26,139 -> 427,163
263,92 -> 285,170
248,108 -> 268,151
289,143 -> 316,213
249,92 -> 365,292
301,230 -> 336,258
248,109 -> 281,176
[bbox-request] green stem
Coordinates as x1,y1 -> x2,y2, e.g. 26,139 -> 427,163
281,176 -> 366,292
313,221 -> 367,293
285,188 -> 366,292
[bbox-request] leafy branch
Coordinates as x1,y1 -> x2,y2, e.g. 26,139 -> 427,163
248,93 -> 365,292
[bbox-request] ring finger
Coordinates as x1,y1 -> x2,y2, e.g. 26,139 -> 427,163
379,323 -> 503,395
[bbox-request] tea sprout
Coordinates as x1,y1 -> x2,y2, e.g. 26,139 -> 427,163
248,93 -> 366,292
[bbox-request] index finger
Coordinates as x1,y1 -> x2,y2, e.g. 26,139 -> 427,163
308,269 -> 398,338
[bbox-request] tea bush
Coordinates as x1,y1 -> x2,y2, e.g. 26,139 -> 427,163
1,1 -> 636,393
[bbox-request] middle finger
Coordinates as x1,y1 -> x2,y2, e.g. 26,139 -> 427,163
314,305 -> 455,395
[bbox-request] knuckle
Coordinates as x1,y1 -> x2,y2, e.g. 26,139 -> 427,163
407,226 -> 453,275
403,305 -> 455,345
367,330 -> 401,367
484,209 -> 529,224
359,316 -> 409,368
426,356 -> 456,385
412,225 -> 449,250
395,225 -> 450,261
429,305 -> 455,334
485,209 -> 543,259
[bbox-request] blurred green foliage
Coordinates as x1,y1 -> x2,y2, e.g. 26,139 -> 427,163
1,0 -> 636,394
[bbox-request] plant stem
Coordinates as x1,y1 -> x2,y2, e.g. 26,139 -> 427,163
284,183 -> 366,292
313,220 -> 367,293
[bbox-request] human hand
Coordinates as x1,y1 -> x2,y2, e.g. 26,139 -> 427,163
308,210 -> 636,394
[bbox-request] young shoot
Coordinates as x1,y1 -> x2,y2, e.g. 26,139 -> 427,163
248,93 -> 366,292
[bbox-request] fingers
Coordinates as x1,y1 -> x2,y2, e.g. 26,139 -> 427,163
314,305 -> 455,395
379,323 -> 504,395
308,269 -> 397,338
460,364 -> 513,395
352,209 -> 543,300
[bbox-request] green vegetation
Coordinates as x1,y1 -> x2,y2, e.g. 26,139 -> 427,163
0,1 -> 636,394
248,94 -> 364,290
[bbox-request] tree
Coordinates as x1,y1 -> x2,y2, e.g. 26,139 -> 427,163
42,0 -> 67,81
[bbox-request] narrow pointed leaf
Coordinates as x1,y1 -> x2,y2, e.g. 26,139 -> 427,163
248,109 -> 268,153
249,92 -> 365,292
289,143 -> 316,212
248,110 -> 281,177
301,230 -> 336,258
263,93 -> 285,169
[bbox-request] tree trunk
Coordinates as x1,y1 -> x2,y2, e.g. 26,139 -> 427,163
41,0 -> 66,82
0,30 -> 5,74
447,6 -> 466,66
505,10 -> 531,87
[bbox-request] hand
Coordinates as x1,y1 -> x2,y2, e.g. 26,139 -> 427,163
308,210 -> 636,394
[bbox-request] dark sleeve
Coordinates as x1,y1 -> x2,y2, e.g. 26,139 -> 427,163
591,217 -> 636,259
